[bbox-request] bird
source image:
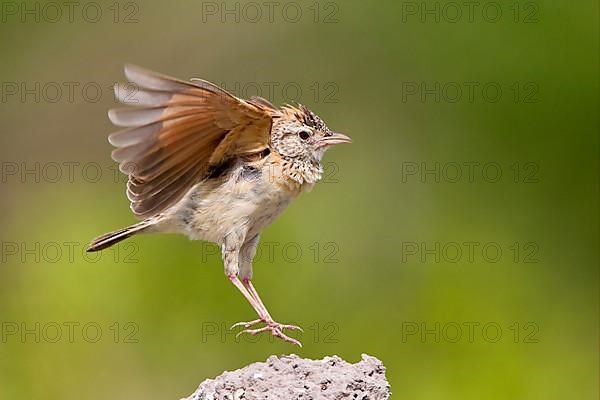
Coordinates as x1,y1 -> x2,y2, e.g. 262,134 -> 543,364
87,65 -> 351,346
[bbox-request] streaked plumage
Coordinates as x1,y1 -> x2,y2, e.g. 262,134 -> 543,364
88,65 -> 351,346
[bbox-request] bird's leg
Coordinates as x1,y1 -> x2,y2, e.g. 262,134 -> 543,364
236,235 -> 272,320
228,274 -> 268,323
242,278 -> 302,333
222,233 -> 268,330
225,233 -> 302,346
228,275 -> 302,347
242,279 -> 272,320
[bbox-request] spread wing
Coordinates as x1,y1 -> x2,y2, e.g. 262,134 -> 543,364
108,64 -> 274,219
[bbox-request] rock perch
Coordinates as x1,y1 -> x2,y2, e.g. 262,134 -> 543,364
182,354 -> 391,400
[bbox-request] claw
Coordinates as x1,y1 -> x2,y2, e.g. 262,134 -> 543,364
230,319 -> 262,330
272,328 -> 302,347
235,325 -> 270,338
232,320 -> 303,347
278,324 -> 303,332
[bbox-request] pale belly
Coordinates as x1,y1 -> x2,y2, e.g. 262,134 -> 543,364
163,165 -> 302,245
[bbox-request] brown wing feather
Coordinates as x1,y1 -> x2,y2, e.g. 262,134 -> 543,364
107,64 -> 275,219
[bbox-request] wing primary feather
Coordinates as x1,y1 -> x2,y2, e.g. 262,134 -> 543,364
106,64 -> 276,219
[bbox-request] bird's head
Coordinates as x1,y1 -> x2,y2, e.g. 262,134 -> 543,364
270,105 -> 351,184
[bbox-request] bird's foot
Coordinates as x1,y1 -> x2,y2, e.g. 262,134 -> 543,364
232,319 -> 303,347
230,319 -> 263,330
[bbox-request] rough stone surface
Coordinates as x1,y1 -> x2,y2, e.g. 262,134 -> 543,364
182,354 -> 390,400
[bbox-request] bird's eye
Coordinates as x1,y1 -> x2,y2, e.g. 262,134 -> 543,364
298,130 -> 311,140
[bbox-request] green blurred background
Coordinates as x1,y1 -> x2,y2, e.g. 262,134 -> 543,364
0,0 -> 598,398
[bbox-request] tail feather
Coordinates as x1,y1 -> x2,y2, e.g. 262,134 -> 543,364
87,221 -> 151,252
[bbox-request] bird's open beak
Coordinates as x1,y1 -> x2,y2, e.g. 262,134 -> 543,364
316,132 -> 352,148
